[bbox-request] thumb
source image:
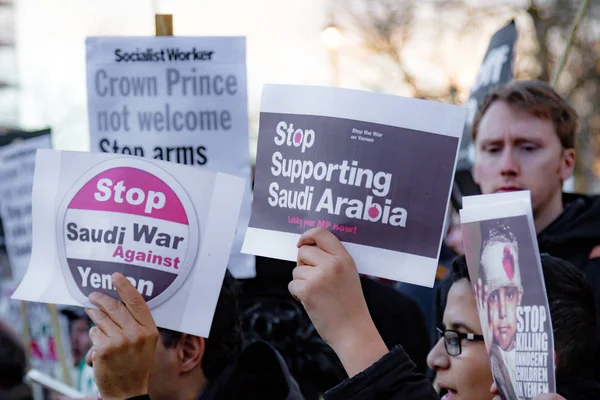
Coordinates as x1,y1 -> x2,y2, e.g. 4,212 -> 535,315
85,347 -> 94,367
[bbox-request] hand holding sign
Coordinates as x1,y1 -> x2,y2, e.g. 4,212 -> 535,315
289,227 -> 388,377
85,272 -> 158,400
13,150 -> 245,338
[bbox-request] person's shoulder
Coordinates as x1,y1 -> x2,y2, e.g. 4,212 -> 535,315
203,340 -> 305,400
539,192 -> 600,261
557,376 -> 600,400
324,346 -> 438,400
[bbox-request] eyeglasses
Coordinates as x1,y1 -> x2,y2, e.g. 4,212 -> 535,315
436,326 -> 485,356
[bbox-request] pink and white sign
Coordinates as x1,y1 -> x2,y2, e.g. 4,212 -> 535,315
57,160 -> 199,309
12,150 -> 245,337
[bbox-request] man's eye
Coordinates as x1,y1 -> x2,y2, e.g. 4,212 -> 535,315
485,146 -> 500,153
521,144 -> 537,152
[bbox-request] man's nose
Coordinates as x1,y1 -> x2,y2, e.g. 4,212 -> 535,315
499,147 -> 519,177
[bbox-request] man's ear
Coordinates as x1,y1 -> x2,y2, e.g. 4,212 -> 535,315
560,148 -> 575,181
177,334 -> 205,374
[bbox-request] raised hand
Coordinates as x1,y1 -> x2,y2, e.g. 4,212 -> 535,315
288,227 -> 388,377
84,273 -> 158,400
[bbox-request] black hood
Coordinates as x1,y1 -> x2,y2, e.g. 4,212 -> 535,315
558,376 -> 600,400
199,340 -> 304,400
538,193 -> 600,266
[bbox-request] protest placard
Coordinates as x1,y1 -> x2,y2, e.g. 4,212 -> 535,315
12,149 -> 245,337
242,84 -> 466,286
0,129 -> 52,281
0,133 -> 60,374
85,36 -> 254,279
460,191 -> 556,400
0,133 -> 52,282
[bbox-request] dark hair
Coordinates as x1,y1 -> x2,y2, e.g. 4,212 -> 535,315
0,320 -> 27,390
472,80 -> 578,149
451,254 -> 470,283
450,254 -> 597,378
538,254 -> 597,378
159,270 -> 242,381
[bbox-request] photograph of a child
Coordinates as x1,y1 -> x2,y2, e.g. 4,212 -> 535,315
463,215 -> 555,400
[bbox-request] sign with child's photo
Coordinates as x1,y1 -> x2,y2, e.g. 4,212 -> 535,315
12,149 -> 245,337
460,192 -> 556,400
243,84 -> 466,286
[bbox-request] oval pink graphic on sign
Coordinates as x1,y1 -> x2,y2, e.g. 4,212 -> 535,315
68,167 -> 188,225
57,161 -> 198,310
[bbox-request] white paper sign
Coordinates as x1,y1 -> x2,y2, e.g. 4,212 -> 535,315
12,150 -> 245,337
243,84 -> 466,287
85,36 -> 254,279
460,192 -> 556,399
0,134 -> 52,283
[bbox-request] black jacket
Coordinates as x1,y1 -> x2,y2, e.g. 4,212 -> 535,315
557,376 -> 600,400
239,257 -> 431,399
537,193 -> 600,271
324,346 -> 438,400
539,193 -> 600,379
323,345 -> 600,400
198,340 -> 304,400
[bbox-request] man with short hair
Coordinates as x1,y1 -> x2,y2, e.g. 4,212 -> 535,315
84,271 -> 304,400
56,307 -> 97,396
435,79 -> 600,376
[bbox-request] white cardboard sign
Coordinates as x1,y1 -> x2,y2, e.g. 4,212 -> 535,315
85,36 -> 255,279
243,84 -> 466,287
12,150 -> 245,337
0,134 -> 52,283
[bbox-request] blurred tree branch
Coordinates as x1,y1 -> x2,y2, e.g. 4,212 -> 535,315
333,0 -> 600,191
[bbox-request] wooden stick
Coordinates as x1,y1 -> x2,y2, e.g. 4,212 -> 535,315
550,0 -> 590,87
20,300 -> 32,365
48,304 -> 71,386
155,14 -> 173,36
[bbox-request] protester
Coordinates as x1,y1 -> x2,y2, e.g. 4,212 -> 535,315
84,270 -> 304,400
429,254 -> 599,400
288,227 -> 600,400
434,79 -> 600,375
0,319 -> 33,400
53,307 -> 98,396
61,308 -> 92,368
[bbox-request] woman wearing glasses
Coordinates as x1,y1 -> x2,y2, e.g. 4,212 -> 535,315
289,228 -> 598,400
426,260 -> 491,400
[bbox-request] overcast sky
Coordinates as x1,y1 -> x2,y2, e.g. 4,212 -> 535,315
13,0 -> 500,158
